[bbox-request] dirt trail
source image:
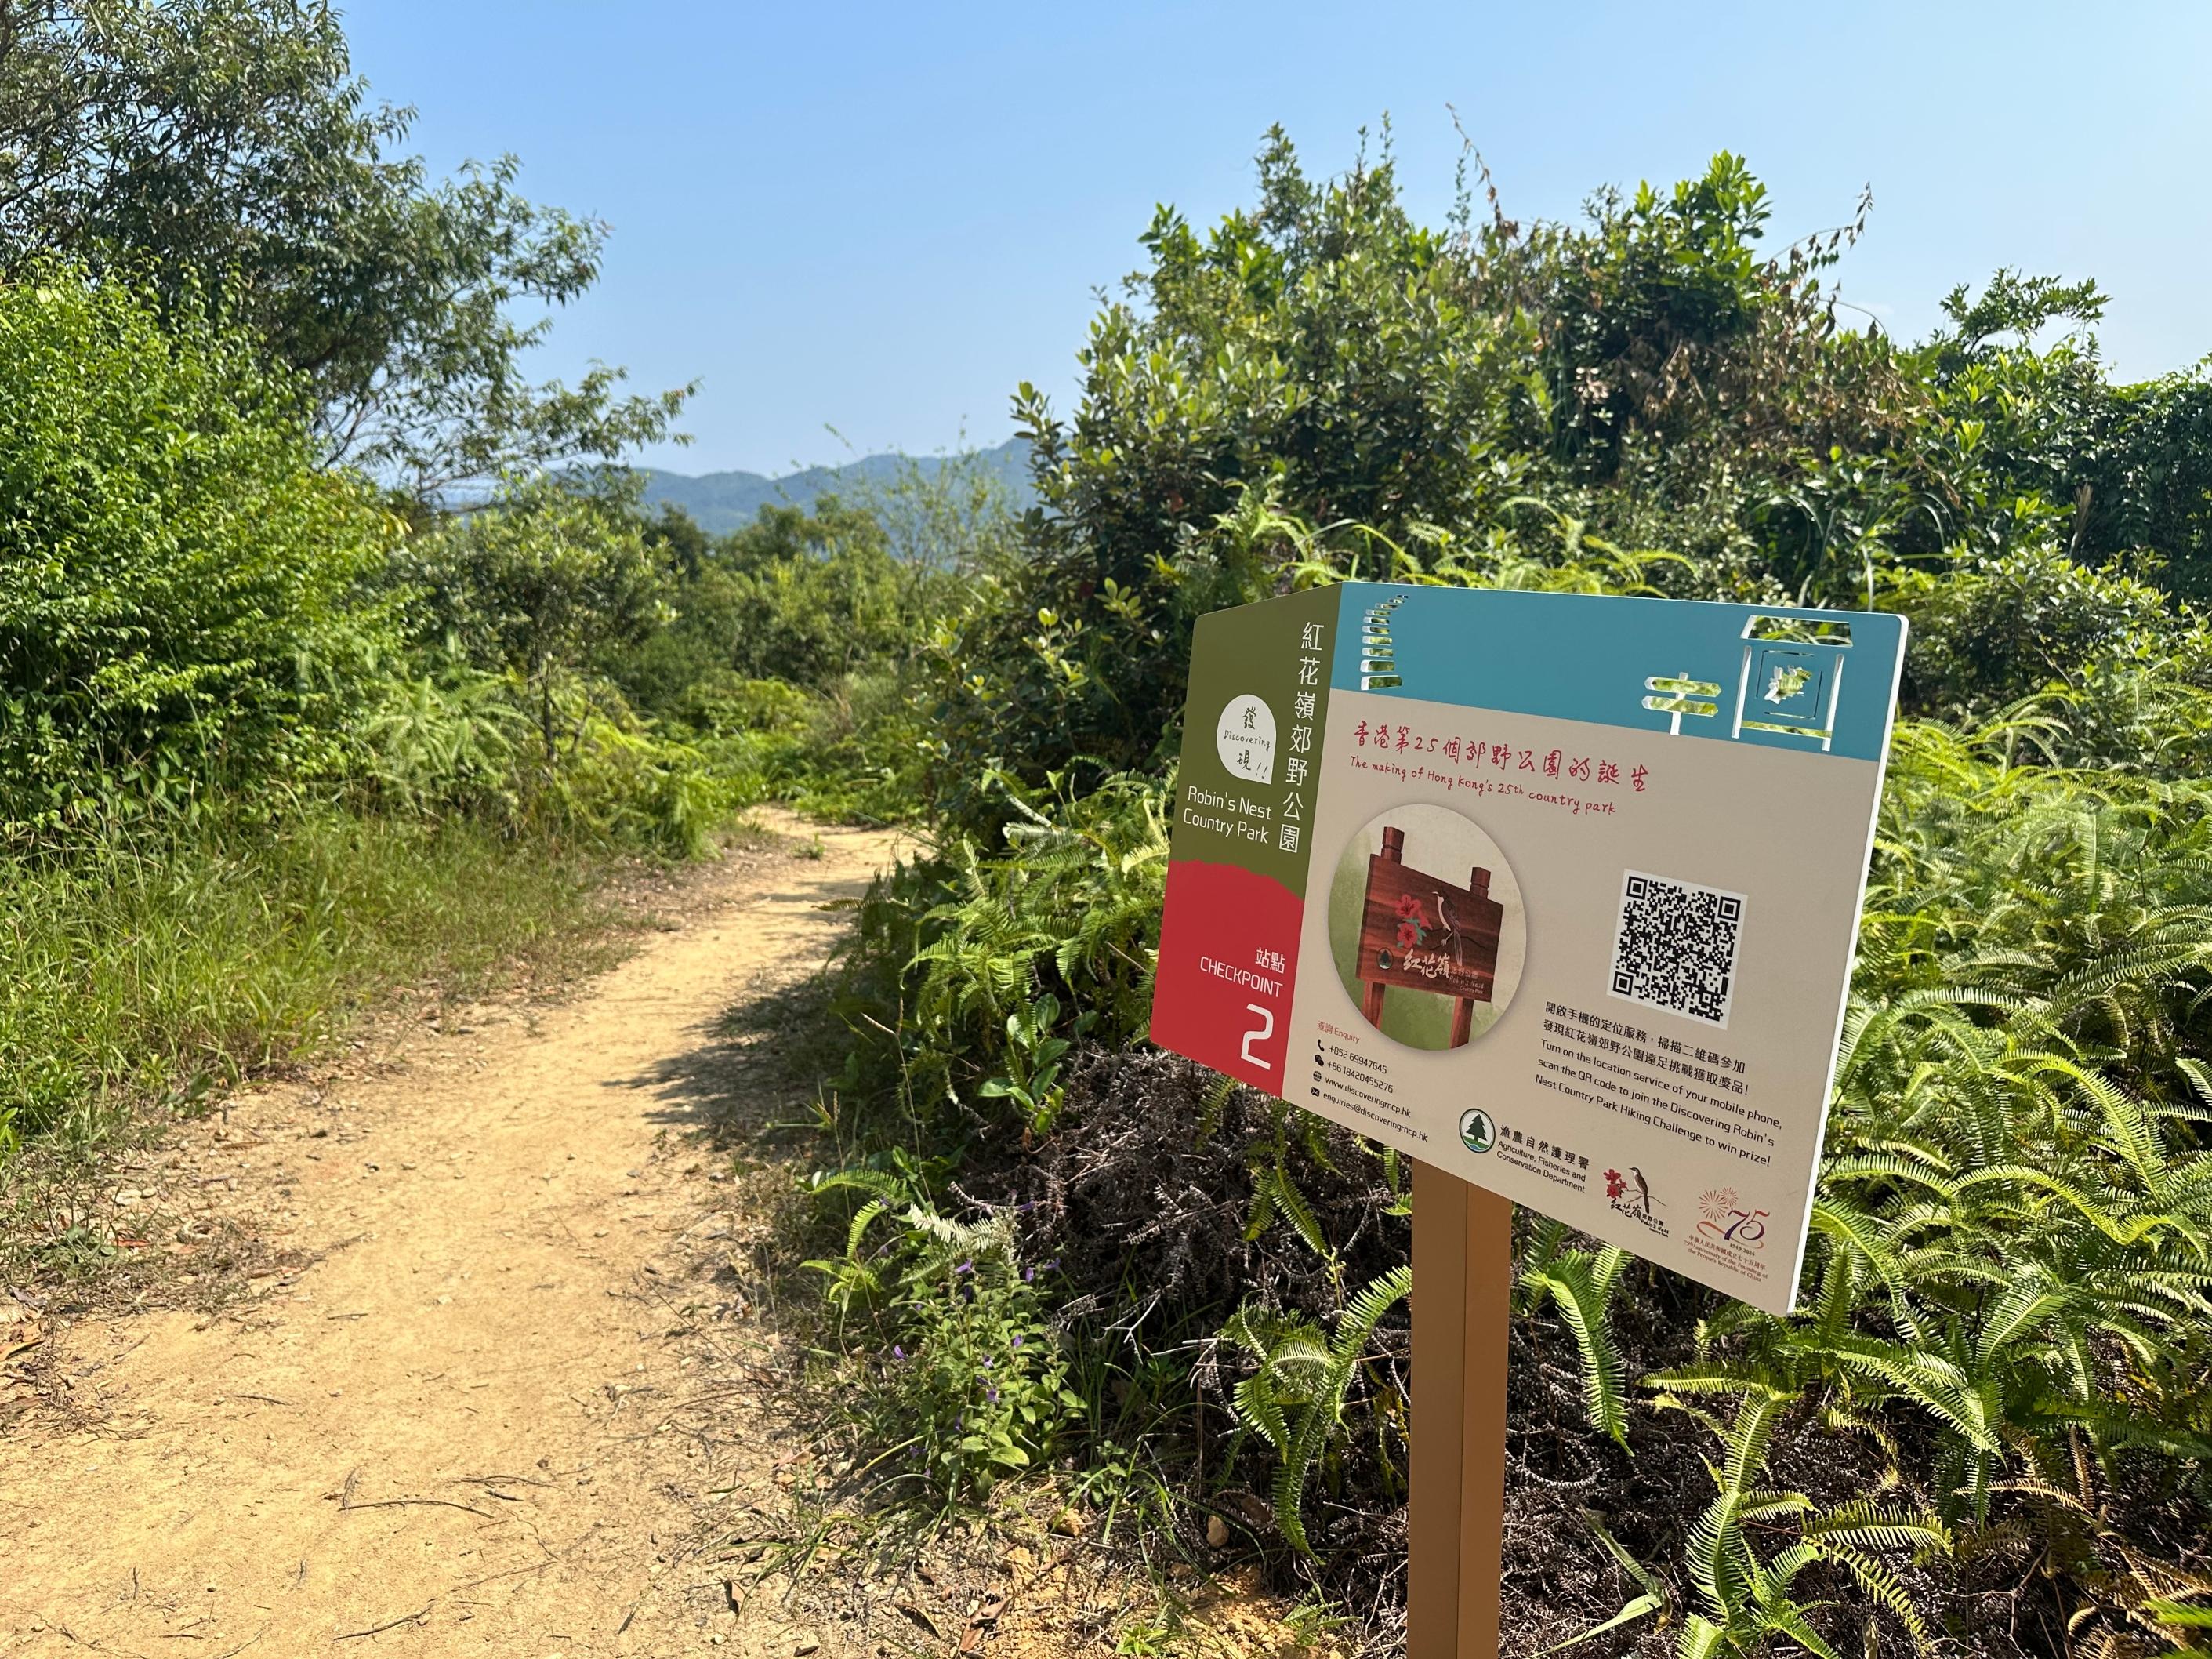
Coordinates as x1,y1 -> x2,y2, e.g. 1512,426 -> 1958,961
0,816 -> 902,1658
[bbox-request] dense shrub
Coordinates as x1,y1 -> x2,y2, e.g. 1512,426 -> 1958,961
1888,545 -> 2199,718
0,269 -> 398,830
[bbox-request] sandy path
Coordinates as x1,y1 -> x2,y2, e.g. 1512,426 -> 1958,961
0,817 -> 900,1658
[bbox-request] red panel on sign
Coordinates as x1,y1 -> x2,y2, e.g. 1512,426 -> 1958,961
1150,859 -> 1303,1089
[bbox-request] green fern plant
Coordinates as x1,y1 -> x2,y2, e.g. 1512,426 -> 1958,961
1221,1263 -> 1412,1556
1520,1221 -> 1633,1446
1656,1388 -> 1949,1659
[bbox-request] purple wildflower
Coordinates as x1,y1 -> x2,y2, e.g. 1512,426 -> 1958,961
1010,1334 -> 1024,1349
956,1258 -> 974,1275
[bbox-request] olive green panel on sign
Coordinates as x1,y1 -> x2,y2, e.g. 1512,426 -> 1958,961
1169,586 -> 1342,901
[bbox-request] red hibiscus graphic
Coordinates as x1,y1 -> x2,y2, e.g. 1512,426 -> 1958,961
1605,1169 -> 1626,1201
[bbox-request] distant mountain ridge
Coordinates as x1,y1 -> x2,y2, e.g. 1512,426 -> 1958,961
637,437 -> 1032,534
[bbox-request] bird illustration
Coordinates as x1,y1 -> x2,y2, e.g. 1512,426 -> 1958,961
1629,1167 -> 1663,1214
1436,892 -> 1464,971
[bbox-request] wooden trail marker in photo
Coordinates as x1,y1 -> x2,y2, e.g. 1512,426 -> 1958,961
1150,584 -> 1907,1654
1356,825 -> 1503,1048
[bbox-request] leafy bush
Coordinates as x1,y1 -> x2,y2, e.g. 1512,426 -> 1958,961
0,0 -> 687,498
1888,546 -> 2197,721
887,771 -> 1169,1113
806,1171 -> 1082,1501
394,474 -> 672,763
0,267 -> 398,830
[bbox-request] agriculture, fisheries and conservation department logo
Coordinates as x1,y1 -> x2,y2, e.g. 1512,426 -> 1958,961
1458,1108 -> 1496,1153
1604,1165 -> 1668,1236
1216,693 -> 1276,785
1696,1187 -> 1770,1251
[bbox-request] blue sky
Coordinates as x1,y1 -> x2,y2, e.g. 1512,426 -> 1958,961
345,2 -> 2212,478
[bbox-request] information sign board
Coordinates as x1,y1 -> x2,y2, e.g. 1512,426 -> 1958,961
1151,584 -> 1906,1314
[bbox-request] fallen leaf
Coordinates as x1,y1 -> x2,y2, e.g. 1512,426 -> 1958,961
1223,1490 -> 1275,1533
894,1603 -> 941,1639
960,1589 -> 1008,1653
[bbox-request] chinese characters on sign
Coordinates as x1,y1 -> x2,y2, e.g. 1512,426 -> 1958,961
1349,721 -> 1648,793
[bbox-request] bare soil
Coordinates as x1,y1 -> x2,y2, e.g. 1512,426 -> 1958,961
0,816 -> 910,1657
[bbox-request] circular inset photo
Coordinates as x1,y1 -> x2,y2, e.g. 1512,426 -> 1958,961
1326,802 -> 1527,1051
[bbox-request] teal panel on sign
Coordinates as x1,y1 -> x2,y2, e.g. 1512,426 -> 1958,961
1328,584 -> 1906,763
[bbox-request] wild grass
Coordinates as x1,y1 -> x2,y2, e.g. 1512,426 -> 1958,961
0,806 -> 626,1162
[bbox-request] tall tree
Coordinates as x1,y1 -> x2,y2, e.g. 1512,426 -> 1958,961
0,0 -> 686,496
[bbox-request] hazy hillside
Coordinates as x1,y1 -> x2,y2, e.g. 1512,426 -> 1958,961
638,436 -> 1032,533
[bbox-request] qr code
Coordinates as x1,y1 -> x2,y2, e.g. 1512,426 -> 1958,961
1608,870 -> 1745,1027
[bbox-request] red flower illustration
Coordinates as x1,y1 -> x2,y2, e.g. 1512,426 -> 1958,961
1396,921 -> 1420,949
1394,893 -> 1423,922
1604,1169 -> 1626,1201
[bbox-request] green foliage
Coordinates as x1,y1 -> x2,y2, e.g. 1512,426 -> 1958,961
1508,154 -> 1898,499
1887,546 -> 2193,722
0,804 -> 610,1156
0,267 -> 398,830
356,670 -> 532,818
940,129 -> 1533,814
1654,1389 -> 1948,1659
609,476 -> 1000,826
1520,1224 -> 1634,1447
896,773 -> 1169,1110
927,132 -> 2212,842
975,991 -> 1077,1137
0,12 -> 755,1172
622,495 -> 963,710
805,1172 -> 1081,1502
396,474 -> 671,764
0,0 -> 687,496
1221,1263 -> 1411,1556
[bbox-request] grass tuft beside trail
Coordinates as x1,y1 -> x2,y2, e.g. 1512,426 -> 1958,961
0,809 -> 625,1161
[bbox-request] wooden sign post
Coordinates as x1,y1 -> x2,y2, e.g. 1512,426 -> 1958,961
1408,1163 -> 1513,1659
1354,827 -> 1514,1654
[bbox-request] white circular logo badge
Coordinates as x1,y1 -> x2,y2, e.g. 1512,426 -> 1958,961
1216,694 -> 1276,785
